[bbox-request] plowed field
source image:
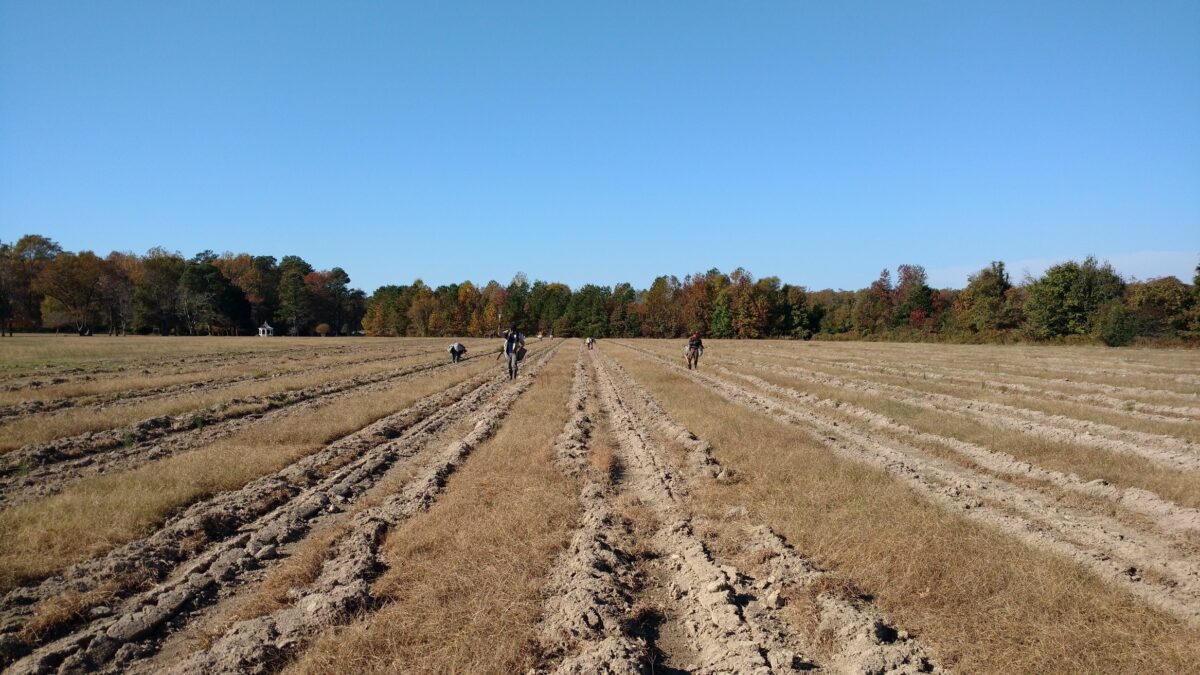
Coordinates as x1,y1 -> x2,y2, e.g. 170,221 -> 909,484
1,336 -> 1197,674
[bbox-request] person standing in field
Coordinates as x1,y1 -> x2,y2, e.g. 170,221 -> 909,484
498,325 -> 525,380
586,336 -> 594,350
448,342 -> 466,363
686,332 -> 704,370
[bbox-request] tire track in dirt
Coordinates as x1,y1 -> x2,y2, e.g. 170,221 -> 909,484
596,350 -> 796,673
534,352 -> 646,673
0,351 -> 497,509
717,354 -> 1200,472
2,344 -> 561,674
0,347 -> 443,422
750,349 -> 1200,423
0,351 -> 488,502
154,344 -> 560,675
595,350 -> 941,674
612,342 -> 1200,627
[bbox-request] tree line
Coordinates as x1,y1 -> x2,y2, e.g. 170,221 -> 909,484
2,234 -> 1197,345
0,235 -> 365,336
363,259 -> 1200,346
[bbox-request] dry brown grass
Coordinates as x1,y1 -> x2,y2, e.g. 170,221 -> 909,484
16,572 -> 146,645
729,363 -> 1200,509
213,525 -> 347,636
750,341 -> 1200,403
762,354 -> 1200,443
787,349 -> 1200,412
214,437 -> 438,630
0,351 -> 459,452
588,383 -> 622,484
589,441 -> 620,484
0,342 -> 419,408
0,356 -> 499,592
286,347 -> 579,675
609,343 -> 1200,674
0,336 -> 457,380
0,335 -> 307,378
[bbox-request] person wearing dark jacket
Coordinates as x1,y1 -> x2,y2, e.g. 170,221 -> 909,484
686,332 -> 704,370
498,326 -> 525,379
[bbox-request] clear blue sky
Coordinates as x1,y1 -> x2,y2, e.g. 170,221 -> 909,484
2,1 -> 1197,292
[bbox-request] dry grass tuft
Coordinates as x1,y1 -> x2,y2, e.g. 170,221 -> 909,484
588,404 -> 622,484
745,546 -> 778,567
18,572 -> 145,644
238,526 -> 345,622
626,599 -> 667,638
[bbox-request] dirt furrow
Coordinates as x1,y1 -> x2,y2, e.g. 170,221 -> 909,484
0,351 -> 481,490
751,349 -> 1200,422
0,348 -> 441,422
0,353 -> 493,509
755,346 -> 1200,398
591,352 -> 822,673
728,356 -> 1200,472
721,363 -> 1200,537
612,343 -> 1200,626
0,356 -> 521,669
160,344 -> 560,674
535,353 -> 646,674
597,350 -> 941,674
4,351 -> 544,675
799,346 -> 1200,390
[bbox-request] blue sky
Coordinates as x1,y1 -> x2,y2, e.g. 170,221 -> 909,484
2,1 -> 1197,292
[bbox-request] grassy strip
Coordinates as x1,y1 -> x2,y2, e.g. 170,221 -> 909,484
0,356 -> 498,592
609,343 -> 1200,673
287,347 -> 579,674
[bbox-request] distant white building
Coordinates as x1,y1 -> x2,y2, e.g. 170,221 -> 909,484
258,322 -> 274,337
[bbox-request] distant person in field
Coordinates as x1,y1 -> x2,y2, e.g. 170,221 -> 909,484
448,342 -> 466,363
497,325 -> 525,380
686,332 -> 704,370
586,336 -> 594,350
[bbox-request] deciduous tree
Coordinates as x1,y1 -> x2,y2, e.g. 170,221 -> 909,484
1024,257 -> 1125,339
34,251 -> 105,334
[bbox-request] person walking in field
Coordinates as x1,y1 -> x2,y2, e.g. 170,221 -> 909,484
448,342 -> 467,363
686,332 -> 704,370
586,336 -> 594,350
497,325 -> 525,380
